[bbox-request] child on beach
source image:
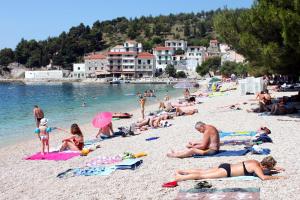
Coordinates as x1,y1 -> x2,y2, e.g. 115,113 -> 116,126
35,118 -> 51,155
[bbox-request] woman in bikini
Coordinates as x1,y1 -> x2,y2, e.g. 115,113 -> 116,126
59,124 -> 84,151
174,156 -> 285,181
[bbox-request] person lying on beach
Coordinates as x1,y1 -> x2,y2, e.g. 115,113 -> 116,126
133,115 -> 173,131
191,90 -> 209,97
175,107 -> 198,116
270,98 -> 297,115
167,121 -> 220,158
59,124 -> 84,151
96,122 -> 115,138
173,156 -> 285,181
34,118 -> 51,155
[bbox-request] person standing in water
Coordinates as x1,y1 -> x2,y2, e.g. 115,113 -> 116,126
33,105 -> 44,128
139,95 -> 146,119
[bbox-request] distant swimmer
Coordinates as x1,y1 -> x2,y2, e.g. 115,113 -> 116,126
33,105 -> 44,128
82,102 -> 86,107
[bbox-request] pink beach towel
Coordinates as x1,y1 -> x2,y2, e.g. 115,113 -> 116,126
25,152 -> 80,161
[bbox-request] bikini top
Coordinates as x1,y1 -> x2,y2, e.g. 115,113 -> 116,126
243,162 -> 255,176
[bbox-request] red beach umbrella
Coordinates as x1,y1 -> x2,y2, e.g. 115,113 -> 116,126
92,112 -> 112,128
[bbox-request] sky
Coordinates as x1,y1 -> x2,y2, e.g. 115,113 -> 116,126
0,0 -> 253,49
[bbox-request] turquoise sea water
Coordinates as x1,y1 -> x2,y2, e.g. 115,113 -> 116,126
0,82 -> 181,147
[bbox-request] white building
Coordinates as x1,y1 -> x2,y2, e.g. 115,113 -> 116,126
123,40 -> 143,53
221,50 -> 245,65
110,45 -> 126,52
153,46 -> 174,70
25,70 -> 63,79
135,52 -> 156,78
219,43 -> 230,54
206,40 -> 220,58
165,40 -> 187,51
72,63 -> 86,78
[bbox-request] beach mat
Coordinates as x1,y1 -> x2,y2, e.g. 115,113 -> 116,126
219,131 -> 256,138
193,149 -> 249,158
176,187 -> 260,200
205,176 -> 260,181
115,159 -> 143,170
57,166 -> 116,178
220,140 -> 262,146
25,152 -> 80,161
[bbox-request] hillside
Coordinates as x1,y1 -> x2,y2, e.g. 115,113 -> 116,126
0,10 -> 231,70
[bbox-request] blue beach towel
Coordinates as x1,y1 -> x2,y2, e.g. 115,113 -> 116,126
145,137 -> 159,141
219,131 -> 257,138
57,166 -> 116,178
193,149 -> 250,158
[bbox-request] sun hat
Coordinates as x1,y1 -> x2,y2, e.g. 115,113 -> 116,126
40,118 -> 48,126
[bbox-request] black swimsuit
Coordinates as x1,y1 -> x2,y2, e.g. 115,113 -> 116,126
219,162 -> 255,177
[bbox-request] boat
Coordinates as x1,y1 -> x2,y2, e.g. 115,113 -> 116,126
109,78 -> 121,84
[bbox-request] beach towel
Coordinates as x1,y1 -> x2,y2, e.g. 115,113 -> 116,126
115,159 -> 143,170
248,146 -> 271,155
25,152 -> 80,161
176,188 -> 260,200
193,149 -> 250,158
220,140 -> 253,146
204,176 -> 260,181
57,166 -> 116,178
219,131 -> 257,138
85,155 -> 122,167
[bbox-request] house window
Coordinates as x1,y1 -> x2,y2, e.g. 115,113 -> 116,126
130,66 -> 134,69
78,67 -> 80,70
138,66 -> 141,69
101,67 -> 104,70
138,60 -> 141,64
149,66 -> 152,69
147,60 -> 151,64
166,50 -> 169,54
158,56 -> 161,59
143,66 -> 146,69
95,67 -> 97,70
165,56 -> 168,60
89,67 -> 91,70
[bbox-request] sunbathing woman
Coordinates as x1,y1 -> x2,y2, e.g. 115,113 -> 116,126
59,124 -> 84,151
174,156 -> 285,181
176,107 -> 198,116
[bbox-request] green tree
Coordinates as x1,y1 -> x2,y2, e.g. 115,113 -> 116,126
165,64 -> 177,77
184,21 -> 191,37
196,57 -> 221,77
213,1 -> 300,76
176,71 -> 186,78
0,48 -> 15,66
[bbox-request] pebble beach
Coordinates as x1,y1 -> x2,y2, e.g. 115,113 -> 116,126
1,89 -> 299,200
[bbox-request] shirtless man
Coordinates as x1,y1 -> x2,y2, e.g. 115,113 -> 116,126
167,121 -> 220,158
33,105 -> 44,128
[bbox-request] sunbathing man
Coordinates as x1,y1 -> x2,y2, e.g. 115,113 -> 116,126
174,156 -> 285,181
167,121 -> 220,158
176,107 -> 198,116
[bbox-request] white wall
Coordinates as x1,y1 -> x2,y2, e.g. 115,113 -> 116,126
73,63 -> 86,72
25,70 -> 63,79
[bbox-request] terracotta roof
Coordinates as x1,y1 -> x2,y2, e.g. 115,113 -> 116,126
210,40 -> 218,43
137,52 -> 155,59
108,51 -> 137,55
85,54 -> 106,60
154,46 -> 173,51
125,40 -> 138,44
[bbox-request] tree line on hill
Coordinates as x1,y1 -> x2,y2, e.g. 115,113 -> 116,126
0,10 -> 221,70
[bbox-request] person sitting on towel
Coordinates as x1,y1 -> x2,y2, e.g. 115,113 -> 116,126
96,122 -> 115,138
173,156 -> 285,181
167,121 -> 220,158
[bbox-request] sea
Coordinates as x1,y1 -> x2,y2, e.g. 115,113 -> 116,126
0,82 -> 182,147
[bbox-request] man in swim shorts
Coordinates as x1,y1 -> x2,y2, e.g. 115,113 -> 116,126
33,105 -> 44,128
167,121 -> 220,158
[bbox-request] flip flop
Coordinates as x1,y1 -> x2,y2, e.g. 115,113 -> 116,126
194,181 -> 212,189
162,181 -> 178,188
